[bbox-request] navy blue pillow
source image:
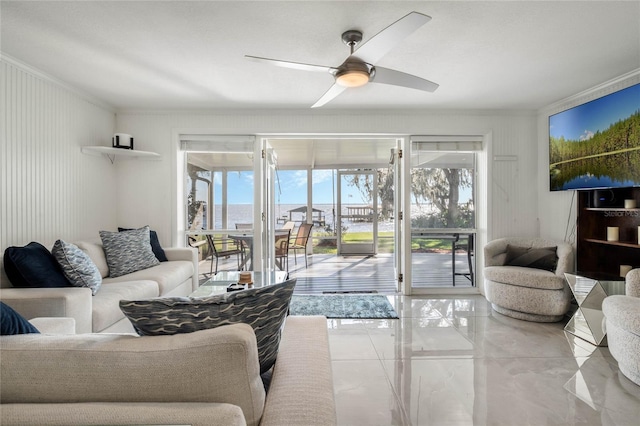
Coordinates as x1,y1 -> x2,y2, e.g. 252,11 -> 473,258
0,302 -> 40,335
3,242 -> 71,288
118,227 -> 168,262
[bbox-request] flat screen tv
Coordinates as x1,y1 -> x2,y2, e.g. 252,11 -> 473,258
549,82 -> 640,191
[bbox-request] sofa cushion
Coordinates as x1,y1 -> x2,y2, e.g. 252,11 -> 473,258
1,403 -> 247,426
504,245 -> 558,272
484,265 -> 566,290
0,326 -> 266,426
103,260 -> 194,295
118,227 -> 168,262
120,279 -> 297,373
0,302 -> 40,335
52,240 -> 102,296
99,226 -> 159,278
260,316 -> 337,426
75,240 -> 109,278
92,280 -> 159,333
3,242 -> 71,288
27,317 -> 76,334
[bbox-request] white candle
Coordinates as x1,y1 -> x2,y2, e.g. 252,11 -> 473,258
624,199 -> 637,209
620,265 -> 633,277
607,227 -> 619,242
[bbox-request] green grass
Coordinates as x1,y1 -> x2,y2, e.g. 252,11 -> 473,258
312,232 -> 453,254
410,238 -> 452,251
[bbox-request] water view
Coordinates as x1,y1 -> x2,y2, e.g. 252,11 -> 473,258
550,150 -> 640,190
213,204 -> 396,233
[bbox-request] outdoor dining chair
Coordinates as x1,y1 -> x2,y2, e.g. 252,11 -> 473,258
275,229 -> 291,272
281,221 -> 296,231
289,223 -> 313,268
204,234 -> 245,275
234,223 -> 253,254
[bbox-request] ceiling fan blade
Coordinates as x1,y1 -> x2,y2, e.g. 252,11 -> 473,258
352,12 -> 431,65
245,55 -> 336,73
372,66 -> 439,92
311,84 -> 347,108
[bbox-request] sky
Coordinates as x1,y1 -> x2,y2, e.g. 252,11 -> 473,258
549,83 -> 640,141
207,169 -> 368,205
198,168 -> 473,205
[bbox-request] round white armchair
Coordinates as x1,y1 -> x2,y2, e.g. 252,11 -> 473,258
483,237 -> 574,322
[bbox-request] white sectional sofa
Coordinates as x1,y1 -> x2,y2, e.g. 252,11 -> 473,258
0,316 -> 337,426
0,239 -> 197,333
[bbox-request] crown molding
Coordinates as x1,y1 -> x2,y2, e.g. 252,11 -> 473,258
540,68 -> 640,116
1,52 -> 116,113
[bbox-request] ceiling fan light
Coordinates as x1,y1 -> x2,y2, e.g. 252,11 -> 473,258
336,70 -> 370,88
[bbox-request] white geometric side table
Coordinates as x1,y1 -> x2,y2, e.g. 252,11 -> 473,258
564,273 -> 626,346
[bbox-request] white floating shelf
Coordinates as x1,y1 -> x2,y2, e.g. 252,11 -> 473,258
81,146 -> 161,161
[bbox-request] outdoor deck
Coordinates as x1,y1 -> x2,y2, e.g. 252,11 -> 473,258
197,251 -> 475,294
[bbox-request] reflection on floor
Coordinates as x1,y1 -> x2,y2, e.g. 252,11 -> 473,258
199,252 -> 475,293
326,295 -> 640,426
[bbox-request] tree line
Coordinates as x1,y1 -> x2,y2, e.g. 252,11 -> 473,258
550,110 -> 640,165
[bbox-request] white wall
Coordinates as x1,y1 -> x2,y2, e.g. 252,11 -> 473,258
3,53 -> 636,289
536,69 -> 640,244
1,57 -> 117,286
116,110 -> 540,248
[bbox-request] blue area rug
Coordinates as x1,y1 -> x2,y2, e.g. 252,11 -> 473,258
289,294 -> 399,319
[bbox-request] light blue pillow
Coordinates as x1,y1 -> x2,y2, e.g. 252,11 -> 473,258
52,239 -> 102,295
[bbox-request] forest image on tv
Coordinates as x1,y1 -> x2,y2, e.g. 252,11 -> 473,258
549,83 -> 640,191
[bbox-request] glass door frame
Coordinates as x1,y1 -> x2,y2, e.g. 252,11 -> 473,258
337,169 -> 378,256
392,140 -> 403,293
257,138 -> 277,273
404,135 -> 483,295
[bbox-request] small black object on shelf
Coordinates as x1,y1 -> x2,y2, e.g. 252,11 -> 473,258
112,134 -> 134,150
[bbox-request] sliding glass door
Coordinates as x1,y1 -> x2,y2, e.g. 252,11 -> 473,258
180,135 -> 256,278
408,136 -> 481,292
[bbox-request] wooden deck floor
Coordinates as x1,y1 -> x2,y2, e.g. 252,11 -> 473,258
197,251 -> 475,294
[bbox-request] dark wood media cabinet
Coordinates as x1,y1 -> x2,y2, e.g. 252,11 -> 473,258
577,187 -> 640,276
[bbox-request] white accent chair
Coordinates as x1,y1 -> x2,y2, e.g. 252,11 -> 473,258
603,268 -> 640,386
483,237 -> 574,322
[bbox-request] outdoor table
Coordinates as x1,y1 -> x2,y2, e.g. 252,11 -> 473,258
410,228 -> 475,286
229,229 -> 290,271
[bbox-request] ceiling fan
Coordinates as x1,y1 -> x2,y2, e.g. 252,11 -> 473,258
245,11 -> 439,108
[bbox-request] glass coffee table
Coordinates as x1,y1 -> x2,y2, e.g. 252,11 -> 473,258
190,271 -> 289,298
564,273 -> 626,346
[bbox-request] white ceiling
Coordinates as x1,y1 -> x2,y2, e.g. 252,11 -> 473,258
1,1 -> 639,111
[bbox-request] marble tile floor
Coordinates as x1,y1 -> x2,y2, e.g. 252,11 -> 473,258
327,295 -> 640,426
